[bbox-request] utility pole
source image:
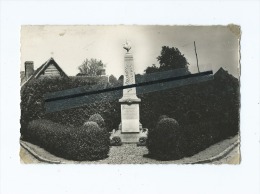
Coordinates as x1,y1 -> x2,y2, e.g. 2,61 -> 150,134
194,41 -> 200,73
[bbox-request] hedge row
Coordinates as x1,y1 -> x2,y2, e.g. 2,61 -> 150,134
20,76 -> 121,136
21,69 -> 239,159
26,119 -> 110,161
146,117 -> 238,161
21,70 -> 239,133
139,70 -> 239,130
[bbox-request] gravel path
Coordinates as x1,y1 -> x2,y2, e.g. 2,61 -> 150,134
20,135 -> 239,164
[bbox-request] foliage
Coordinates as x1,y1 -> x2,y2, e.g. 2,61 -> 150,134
137,137 -> 147,147
20,76 -> 112,137
83,121 -> 99,128
88,114 -> 105,128
144,64 -> 159,74
143,68 -> 239,160
26,119 -> 110,161
42,81 -> 121,132
139,68 -> 239,131
118,75 -> 124,82
146,115 -> 239,161
110,136 -> 122,146
146,118 -> 184,160
69,76 -> 107,85
157,46 -> 189,71
21,67 -> 239,158
78,58 -> 105,76
180,120 -> 238,157
158,115 -> 169,122
109,75 -> 117,84
145,46 -> 190,74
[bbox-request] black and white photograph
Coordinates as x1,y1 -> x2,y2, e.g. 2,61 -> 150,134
20,25 -> 240,164
1,1 -> 260,194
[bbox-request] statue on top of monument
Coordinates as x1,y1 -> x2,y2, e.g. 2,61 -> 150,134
123,40 -> 131,52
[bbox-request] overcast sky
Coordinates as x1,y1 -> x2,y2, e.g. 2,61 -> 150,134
21,25 -> 240,78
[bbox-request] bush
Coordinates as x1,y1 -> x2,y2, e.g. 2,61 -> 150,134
146,116 -> 239,161
26,119 -> 110,161
83,121 -> 99,128
109,75 -> 117,84
146,118 -> 185,160
21,67 -> 239,155
88,114 -> 105,128
158,115 -> 169,122
20,77 -> 122,136
180,120 -> 238,157
110,136 -> 122,146
137,137 -> 147,146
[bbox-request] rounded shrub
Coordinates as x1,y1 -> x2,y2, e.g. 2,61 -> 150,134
110,136 -> 122,146
88,114 -> 105,128
27,119 -> 110,161
78,121 -> 110,160
146,118 -> 185,160
83,121 -> 99,128
158,115 -> 169,122
137,137 -> 147,146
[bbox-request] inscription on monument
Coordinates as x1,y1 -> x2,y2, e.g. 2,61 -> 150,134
123,54 -> 136,96
122,105 -> 139,119
121,104 -> 140,133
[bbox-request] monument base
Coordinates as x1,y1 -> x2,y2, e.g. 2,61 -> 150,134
110,128 -> 148,144
119,97 -> 141,103
119,98 -> 141,133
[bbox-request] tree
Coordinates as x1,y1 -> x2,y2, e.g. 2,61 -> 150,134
78,58 -> 105,76
118,75 -> 124,82
144,64 -> 159,74
144,46 -> 190,74
109,75 -> 117,84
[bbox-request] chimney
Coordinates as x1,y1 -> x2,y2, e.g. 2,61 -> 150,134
25,61 -> 34,80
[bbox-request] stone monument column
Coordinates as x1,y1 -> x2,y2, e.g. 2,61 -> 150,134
110,41 -> 147,144
121,52 -> 139,100
119,41 -> 141,134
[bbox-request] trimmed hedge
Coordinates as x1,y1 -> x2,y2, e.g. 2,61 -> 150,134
88,114 -> 105,128
21,70 -> 239,135
180,120 -> 238,157
26,119 -> 110,161
21,69 -> 239,158
146,116 -> 238,160
20,76 -> 121,137
110,136 -> 122,146
146,118 -> 184,160
157,115 -> 169,123
137,137 -> 147,146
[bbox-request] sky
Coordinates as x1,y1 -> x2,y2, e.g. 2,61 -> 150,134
21,25 -> 240,78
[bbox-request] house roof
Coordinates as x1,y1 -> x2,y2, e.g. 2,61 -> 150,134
33,57 -> 68,79
21,57 -> 69,87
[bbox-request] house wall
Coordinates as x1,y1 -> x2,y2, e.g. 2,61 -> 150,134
39,64 -> 61,77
